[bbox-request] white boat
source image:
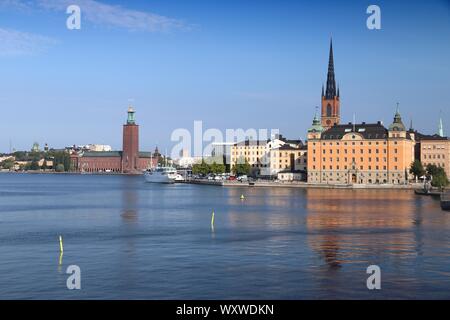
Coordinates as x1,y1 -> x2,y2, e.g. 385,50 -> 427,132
144,167 -> 178,184
174,173 -> 185,182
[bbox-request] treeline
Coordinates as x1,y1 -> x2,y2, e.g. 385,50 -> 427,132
192,161 -> 226,176
410,160 -> 449,188
192,158 -> 252,176
0,150 -> 72,172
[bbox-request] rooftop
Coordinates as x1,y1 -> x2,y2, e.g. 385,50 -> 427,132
321,122 -> 388,140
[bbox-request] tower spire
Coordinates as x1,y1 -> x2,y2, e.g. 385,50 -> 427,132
438,110 -> 444,137
325,38 -> 337,99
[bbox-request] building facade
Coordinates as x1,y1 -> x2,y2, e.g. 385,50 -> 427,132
70,107 -> 157,173
419,135 -> 450,178
229,135 -> 306,178
307,110 -> 415,185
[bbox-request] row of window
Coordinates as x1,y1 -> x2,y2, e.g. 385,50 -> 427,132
311,165 -> 401,171
312,141 -> 398,146
312,157 -> 395,163
313,148 -> 393,155
423,145 -> 447,150
423,154 -> 446,160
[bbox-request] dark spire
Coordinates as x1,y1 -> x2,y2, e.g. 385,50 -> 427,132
325,38 -> 337,100
321,84 -> 324,97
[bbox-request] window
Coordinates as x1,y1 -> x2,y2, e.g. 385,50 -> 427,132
327,104 -> 332,117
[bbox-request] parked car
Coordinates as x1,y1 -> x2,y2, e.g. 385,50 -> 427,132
228,176 -> 237,181
237,175 -> 248,182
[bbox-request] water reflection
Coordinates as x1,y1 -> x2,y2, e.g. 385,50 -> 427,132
304,189 -> 421,269
120,178 -> 139,224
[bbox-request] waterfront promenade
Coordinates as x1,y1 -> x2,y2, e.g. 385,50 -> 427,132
186,178 -> 423,190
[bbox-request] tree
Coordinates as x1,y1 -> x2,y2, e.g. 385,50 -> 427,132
210,162 -> 225,174
231,157 -> 251,176
192,160 -> 210,176
426,164 -> 439,177
30,159 -> 40,171
426,165 -> 449,189
51,150 -> 71,172
410,160 -> 425,179
55,164 -> 65,172
432,172 -> 449,189
0,159 -> 14,170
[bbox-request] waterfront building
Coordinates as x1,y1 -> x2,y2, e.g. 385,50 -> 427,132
229,134 -> 306,178
408,116 -> 449,178
307,108 -> 416,185
268,144 -> 307,178
230,139 -> 269,176
419,135 -> 450,178
70,107 -> 157,173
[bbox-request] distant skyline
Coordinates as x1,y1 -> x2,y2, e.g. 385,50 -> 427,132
0,0 -> 449,153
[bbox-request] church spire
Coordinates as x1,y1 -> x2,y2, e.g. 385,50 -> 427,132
438,111 -> 444,137
325,38 -> 337,99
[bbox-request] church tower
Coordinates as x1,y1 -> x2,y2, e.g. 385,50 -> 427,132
122,106 -> 139,173
321,39 -> 340,129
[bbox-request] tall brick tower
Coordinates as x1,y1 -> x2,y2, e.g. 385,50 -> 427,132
122,106 -> 139,173
321,39 -> 340,129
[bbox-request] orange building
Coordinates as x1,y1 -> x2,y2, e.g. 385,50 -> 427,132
307,110 -> 416,185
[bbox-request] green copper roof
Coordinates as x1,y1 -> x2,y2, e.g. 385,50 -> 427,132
127,106 -> 136,124
308,112 -> 324,133
388,105 -> 406,131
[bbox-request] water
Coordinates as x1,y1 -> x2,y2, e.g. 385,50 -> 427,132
0,173 -> 449,299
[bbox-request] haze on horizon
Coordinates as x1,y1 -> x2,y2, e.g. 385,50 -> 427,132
0,0 -> 449,154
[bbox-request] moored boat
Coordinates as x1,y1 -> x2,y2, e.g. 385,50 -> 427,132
144,167 -> 178,184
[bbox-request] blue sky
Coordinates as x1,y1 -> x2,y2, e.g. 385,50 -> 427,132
0,0 -> 449,153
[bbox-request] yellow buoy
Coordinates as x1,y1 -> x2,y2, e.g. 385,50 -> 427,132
240,194 -> 245,200
58,251 -> 63,266
211,211 -> 215,230
59,235 -> 64,253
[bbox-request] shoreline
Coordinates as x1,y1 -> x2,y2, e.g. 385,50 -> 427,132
182,179 -> 424,190
0,171 -> 436,190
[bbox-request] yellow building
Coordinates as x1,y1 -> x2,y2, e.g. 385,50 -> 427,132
230,140 -> 269,175
307,110 -> 416,185
269,145 -> 307,176
418,135 -> 450,178
230,135 -> 306,177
